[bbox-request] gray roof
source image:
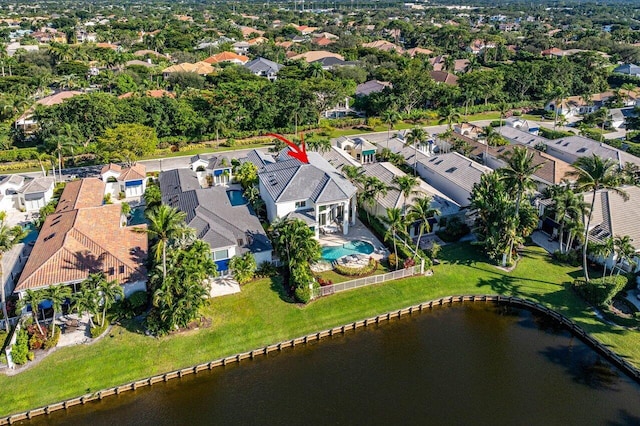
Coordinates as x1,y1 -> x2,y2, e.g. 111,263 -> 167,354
189,154 -> 231,170
258,151 -> 356,204
499,126 -> 640,167
420,152 -> 491,195
243,150 -> 275,169
18,177 -> 55,195
613,63 -> 640,75
355,80 -> 390,96
321,146 -> 360,171
244,57 -> 283,75
584,185 -> 640,250
362,162 -> 460,215
159,169 -> 271,255
0,174 -> 25,188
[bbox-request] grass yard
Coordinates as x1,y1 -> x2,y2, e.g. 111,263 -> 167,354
0,243 -> 638,416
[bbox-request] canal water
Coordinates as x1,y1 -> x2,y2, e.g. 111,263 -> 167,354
29,304 -> 640,425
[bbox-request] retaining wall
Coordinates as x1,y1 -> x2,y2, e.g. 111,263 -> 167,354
1,294 -> 638,425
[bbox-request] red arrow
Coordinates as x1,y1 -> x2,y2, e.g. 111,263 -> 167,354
267,133 -> 309,164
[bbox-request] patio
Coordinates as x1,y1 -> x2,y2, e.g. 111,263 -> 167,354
56,313 -> 93,347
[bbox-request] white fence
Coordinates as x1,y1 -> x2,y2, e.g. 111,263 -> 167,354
314,264 -> 423,298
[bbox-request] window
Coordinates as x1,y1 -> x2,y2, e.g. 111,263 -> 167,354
295,200 -> 306,208
213,249 -> 229,261
237,238 -> 244,246
119,265 -> 125,274
108,267 -> 115,275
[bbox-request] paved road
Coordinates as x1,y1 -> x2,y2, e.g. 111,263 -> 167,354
0,117 -> 585,182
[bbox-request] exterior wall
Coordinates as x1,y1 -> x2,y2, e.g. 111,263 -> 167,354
213,245 -> 236,274
122,280 -> 147,298
259,181 -> 277,222
21,192 -> 46,212
0,194 -> 18,212
101,170 -> 120,182
253,250 -> 273,265
543,145 -> 577,165
191,159 -> 208,172
275,200 -> 299,218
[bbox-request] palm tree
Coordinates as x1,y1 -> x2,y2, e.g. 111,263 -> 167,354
46,285 -> 71,337
229,252 -> 257,284
497,102 -> 509,130
17,289 -> 45,335
621,83 -> 636,104
382,207 -> 408,264
96,275 -> 123,327
592,237 -> 614,276
548,86 -> 568,130
382,109 -> 401,148
612,235 -> 636,276
0,218 -> 24,332
438,106 -> 461,130
392,174 -> 419,214
342,165 -> 365,185
551,187 -> 589,254
405,127 -> 426,175
569,154 -> 628,282
139,205 -> 191,281
500,146 -> 543,265
72,284 -> 99,329
408,196 -> 440,255
360,176 -> 389,221
306,135 -> 331,153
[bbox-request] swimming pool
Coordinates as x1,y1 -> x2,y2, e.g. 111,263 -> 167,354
227,190 -> 248,206
321,240 -> 375,262
128,206 -> 147,226
21,222 -> 38,244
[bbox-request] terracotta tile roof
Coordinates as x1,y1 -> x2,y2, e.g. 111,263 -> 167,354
430,70 -> 458,85
451,132 -> 575,185
118,163 -> 146,181
290,50 -> 344,62
362,40 -> 404,53
35,91 -> 83,107
312,36 -> 335,46
203,51 -> 249,64
406,47 -> 433,57
16,178 -> 147,292
118,90 -> 174,99
162,62 -> 215,75
100,163 -> 122,174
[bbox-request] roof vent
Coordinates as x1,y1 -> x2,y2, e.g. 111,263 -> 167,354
445,167 -> 457,173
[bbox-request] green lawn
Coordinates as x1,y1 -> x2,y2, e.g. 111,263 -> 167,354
0,243 -> 638,417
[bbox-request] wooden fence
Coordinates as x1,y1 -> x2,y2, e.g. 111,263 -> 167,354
314,264 -> 423,298
1,294 -> 638,425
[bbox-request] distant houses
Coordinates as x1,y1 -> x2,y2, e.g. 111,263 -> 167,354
244,57 -> 283,81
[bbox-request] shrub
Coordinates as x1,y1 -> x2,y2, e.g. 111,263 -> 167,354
118,191 -> 126,200
334,258 -> 379,277
256,261 -> 278,278
387,253 -> 401,270
294,285 -> 312,304
104,193 -> 112,204
553,250 -> 581,267
436,217 -> 469,243
11,329 -> 30,365
90,323 -> 108,338
539,128 -> 573,139
573,275 -> 628,306
128,290 -> 148,312
316,277 -> 333,286
43,326 -> 61,350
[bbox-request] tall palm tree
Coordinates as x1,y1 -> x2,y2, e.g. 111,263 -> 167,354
382,109 -> 401,148
497,102 -> 509,131
139,205 -> 191,281
17,289 -> 45,335
548,86 -> 568,130
621,83 -> 635,103
96,275 -> 123,327
500,146 -> 543,265
360,176 -> 389,220
46,285 -> 71,337
408,196 -> 440,255
382,207 -> 408,264
569,154 -> 628,282
0,218 -> 24,332
438,106 -> 461,130
405,127 -> 426,175
392,174 -> 419,214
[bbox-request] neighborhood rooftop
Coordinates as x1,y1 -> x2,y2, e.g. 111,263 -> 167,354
257,151 -> 357,204
159,169 -> 272,259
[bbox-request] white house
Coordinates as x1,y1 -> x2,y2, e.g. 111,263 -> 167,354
0,175 -> 25,212
252,150 -> 358,239
189,154 -> 233,186
100,163 -> 147,198
17,177 -> 55,212
336,136 -> 377,165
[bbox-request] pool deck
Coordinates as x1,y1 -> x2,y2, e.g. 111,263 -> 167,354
316,218 -> 388,271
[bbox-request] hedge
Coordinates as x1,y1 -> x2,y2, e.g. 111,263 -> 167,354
0,148 -> 40,162
573,274 -> 629,307
334,258 -> 379,277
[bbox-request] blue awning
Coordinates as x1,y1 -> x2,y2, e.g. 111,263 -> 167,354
125,180 -> 143,187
